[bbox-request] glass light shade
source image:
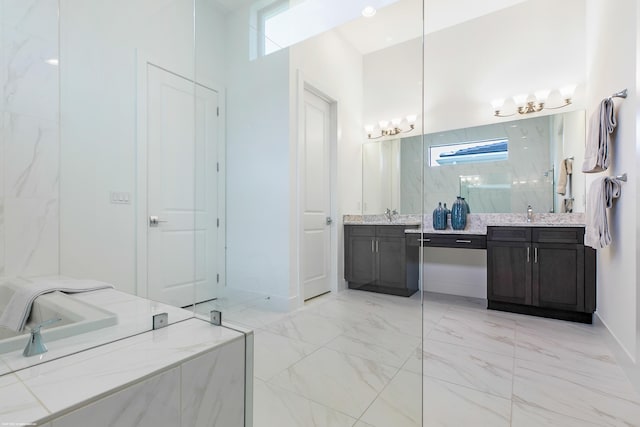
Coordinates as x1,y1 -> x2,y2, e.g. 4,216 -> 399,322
560,84 -> 577,99
391,118 -> 402,126
535,89 -> 551,102
491,99 -> 505,109
364,124 -> 374,133
378,120 -> 389,129
513,94 -> 528,107
406,114 -> 417,124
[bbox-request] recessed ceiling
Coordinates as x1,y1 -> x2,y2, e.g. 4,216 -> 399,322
212,0 -> 528,54
336,0 -> 528,54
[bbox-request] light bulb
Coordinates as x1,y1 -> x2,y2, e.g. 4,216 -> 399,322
513,94 -> 528,107
491,99 -> 505,110
560,84 -> 577,99
534,89 -> 550,103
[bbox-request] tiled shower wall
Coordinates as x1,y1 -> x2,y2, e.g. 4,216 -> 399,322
0,0 -> 59,277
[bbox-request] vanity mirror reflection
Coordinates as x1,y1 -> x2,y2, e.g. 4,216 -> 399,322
362,110 -> 586,215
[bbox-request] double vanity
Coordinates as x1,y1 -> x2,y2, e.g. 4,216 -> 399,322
344,213 -> 596,323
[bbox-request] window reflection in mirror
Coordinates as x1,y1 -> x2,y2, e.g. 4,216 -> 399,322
363,110 -> 586,215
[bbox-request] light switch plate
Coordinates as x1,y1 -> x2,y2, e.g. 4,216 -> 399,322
152,313 -> 169,330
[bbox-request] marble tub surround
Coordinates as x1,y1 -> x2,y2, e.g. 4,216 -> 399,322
0,0 -> 61,278
0,288 -> 193,375
0,318 -> 250,426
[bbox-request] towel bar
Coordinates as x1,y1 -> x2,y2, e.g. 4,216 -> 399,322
611,89 -> 628,99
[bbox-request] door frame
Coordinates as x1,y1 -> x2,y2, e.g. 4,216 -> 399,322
135,51 -> 226,300
294,70 -> 338,306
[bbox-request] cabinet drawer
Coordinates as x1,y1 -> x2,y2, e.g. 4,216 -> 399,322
533,227 -> 584,244
346,225 -> 376,237
423,234 -> 487,249
376,225 -> 413,237
407,233 -> 486,249
487,227 -> 531,242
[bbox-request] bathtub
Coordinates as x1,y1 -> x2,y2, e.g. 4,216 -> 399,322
0,284 -> 118,354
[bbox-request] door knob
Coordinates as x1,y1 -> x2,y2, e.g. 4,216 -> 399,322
149,215 -> 168,227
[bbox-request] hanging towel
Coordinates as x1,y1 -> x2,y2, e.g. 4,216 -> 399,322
585,177 -> 622,249
0,278 -> 114,332
582,98 -> 617,173
557,159 -> 570,195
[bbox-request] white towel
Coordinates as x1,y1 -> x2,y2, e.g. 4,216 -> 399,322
585,177 -> 622,249
557,159 -> 569,195
582,98 -> 617,173
0,279 -> 114,332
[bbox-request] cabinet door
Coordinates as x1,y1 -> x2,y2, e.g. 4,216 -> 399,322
348,236 -> 376,285
487,241 -> 532,305
376,236 -> 406,288
533,243 -> 584,311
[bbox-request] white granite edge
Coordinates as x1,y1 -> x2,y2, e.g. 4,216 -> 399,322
344,213 -> 586,235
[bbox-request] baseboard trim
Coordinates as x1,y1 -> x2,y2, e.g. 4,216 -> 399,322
594,312 -> 640,395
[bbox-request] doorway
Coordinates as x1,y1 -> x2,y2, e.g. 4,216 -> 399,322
300,84 -> 336,301
138,62 -> 220,308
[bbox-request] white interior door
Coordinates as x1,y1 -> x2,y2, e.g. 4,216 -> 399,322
146,64 -> 219,307
301,88 -> 332,300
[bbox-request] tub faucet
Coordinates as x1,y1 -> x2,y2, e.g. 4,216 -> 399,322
527,205 -> 533,223
23,317 -> 61,357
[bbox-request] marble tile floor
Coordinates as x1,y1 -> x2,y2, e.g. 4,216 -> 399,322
196,290 -> 640,426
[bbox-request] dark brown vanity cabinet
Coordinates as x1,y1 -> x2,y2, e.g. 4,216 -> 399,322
487,226 -> 596,323
344,225 -> 419,296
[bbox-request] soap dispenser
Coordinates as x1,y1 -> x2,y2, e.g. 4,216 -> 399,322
527,205 -> 533,222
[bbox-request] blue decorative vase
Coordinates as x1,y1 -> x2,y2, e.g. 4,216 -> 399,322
451,196 -> 468,230
461,197 -> 470,214
432,202 -> 447,230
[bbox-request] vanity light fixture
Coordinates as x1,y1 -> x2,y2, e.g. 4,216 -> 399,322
492,85 -> 576,118
365,115 -> 417,139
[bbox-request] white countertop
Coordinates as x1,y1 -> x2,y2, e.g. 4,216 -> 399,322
344,213 -> 586,236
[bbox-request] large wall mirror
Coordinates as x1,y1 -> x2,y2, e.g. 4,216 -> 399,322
363,110 -> 586,215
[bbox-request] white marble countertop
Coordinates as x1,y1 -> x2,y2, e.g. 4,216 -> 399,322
0,318 -> 246,424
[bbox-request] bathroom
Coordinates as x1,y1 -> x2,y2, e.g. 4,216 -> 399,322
1,0 -> 640,425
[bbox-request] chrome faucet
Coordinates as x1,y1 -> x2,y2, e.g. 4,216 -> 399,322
384,208 -> 398,222
23,317 -> 61,357
527,205 -> 533,222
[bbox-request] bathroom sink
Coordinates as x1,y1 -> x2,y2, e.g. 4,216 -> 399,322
0,290 -> 117,354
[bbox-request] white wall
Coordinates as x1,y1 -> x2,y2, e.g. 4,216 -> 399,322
290,30 -> 364,298
586,0 -> 638,363
224,4 -> 293,304
0,0 -> 59,278
363,0 -> 587,134
59,0 -> 225,295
